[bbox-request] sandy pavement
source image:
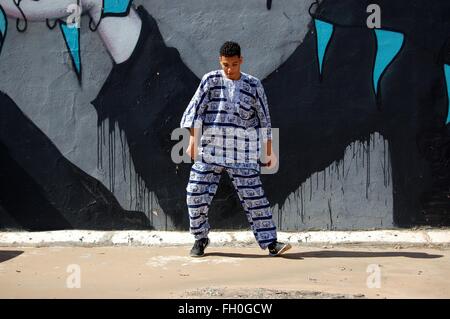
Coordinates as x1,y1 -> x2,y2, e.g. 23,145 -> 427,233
0,244 -> 449,299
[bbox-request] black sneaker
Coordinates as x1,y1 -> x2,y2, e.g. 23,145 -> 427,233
190,238 -> 210,257
268,241 -> 292,256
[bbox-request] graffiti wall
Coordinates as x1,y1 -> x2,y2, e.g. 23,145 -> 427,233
0,0 -> 448,231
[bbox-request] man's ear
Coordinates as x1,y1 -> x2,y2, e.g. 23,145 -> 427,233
240,56 -> 244,65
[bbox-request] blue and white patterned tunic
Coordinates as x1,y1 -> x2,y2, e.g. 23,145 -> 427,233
180,70 -> 272,172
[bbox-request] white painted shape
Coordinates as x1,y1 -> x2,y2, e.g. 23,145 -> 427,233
1,230 -> 450,246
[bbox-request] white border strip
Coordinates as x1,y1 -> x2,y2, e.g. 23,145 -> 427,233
0,230 -> 449,246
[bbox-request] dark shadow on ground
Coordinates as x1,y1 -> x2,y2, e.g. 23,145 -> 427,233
0,250 -> 24,263
204,252 -> 303,259
281,251 -> 443,259
205,250 -> 443,260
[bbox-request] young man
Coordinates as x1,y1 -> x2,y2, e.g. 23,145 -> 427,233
180,41 -> 291,257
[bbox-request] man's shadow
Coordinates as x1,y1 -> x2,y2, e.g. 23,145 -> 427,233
204,250 -> 444,260
0,250 -> 24,263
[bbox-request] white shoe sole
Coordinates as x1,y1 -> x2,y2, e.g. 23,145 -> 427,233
269,243 -> 292,256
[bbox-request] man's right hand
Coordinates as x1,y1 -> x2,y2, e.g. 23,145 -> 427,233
186,128 -> 200,160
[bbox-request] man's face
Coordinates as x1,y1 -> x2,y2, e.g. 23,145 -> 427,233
219,55 -> 243,80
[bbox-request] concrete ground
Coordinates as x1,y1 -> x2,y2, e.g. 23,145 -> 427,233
1,243 -> 449,299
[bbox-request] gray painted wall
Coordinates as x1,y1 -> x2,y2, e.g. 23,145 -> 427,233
0,0 -> 394,230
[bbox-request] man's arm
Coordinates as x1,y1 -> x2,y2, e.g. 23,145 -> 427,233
255,81 -> 277,168
180,74 -> 209,129
262,138 -> 277,169
186,127 -> 200,160
265,139 -> 272,156
181,75 -> 210,160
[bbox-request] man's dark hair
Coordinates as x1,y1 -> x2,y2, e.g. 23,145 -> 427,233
220,41 -> 241,57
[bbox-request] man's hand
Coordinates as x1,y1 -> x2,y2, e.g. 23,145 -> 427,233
186,128 -> 200,160
265,152 -> 278,169
262,139 -> 277,169
186,138 -> 198,160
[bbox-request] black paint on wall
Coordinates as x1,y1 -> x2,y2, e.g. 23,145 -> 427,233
300,0 -> 450,225
315,0 -> 449,55
0,91 -> 150,230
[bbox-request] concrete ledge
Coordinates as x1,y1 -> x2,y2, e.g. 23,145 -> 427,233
1,229 -> 450,247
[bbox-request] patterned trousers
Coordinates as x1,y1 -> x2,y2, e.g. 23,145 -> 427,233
186,162 -> 277,249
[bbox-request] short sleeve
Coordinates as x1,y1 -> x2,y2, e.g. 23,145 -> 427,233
254,81 -> 272,141
180,74 -> 210,128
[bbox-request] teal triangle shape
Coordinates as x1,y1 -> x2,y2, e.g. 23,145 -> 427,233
59,21 -> 81,82
0,5 -> 7,55
0,6 -> 6,36
314,19 -> 333,77
373,29 -> 404,95
103,0 -> 132,15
